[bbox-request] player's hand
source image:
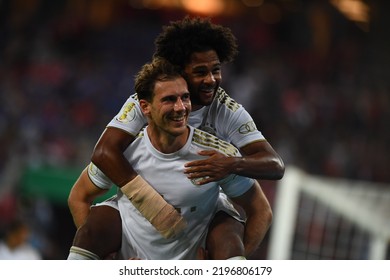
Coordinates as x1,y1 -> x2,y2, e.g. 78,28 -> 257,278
184,150 -> 233,185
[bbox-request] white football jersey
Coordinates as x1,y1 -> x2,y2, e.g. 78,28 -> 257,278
90,126 -> 254,259
107,87 -> 265,148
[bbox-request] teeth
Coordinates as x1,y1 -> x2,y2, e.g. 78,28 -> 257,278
172,116 -> 185,121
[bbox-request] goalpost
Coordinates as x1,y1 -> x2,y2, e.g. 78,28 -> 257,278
268,166 -> 390,260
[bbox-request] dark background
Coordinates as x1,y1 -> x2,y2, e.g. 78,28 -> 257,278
0,0 -> 388,259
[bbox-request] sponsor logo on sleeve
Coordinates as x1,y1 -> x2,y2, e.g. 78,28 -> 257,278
117,102 -> 136,123
238,121 -> 257,134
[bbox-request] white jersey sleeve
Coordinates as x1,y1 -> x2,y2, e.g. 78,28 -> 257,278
219,106 -> 263,149
106,93 -> 147,136
191,88 -> 265,149
87,162 -> 114,190
219,174 -> 254,198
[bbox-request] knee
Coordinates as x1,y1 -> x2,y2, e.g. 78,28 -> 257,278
206,212 -> 245,260
72,222 -> 98,247
263,204 -> 273,230
72,206 -> 122,258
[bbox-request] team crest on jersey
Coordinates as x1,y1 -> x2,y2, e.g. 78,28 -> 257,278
190,178 -> 203,186
117,102 -> 136,123
190,177 -> 209,185
238,121 -> 257,134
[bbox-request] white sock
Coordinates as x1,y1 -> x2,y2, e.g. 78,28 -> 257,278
227,256 -> 246,260
67,246 -> 100,260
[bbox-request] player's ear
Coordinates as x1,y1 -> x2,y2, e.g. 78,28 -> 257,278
139,99 -> 151,115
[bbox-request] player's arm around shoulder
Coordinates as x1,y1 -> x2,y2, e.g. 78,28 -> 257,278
185,128 -> 241,184
91,127 -> 137,187
238,139 -> 285,180
91,94 -> 146,187
215,88 -> 285,180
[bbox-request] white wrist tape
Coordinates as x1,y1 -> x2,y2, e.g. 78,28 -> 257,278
68,246 -> 100,260
121,175 -> 187,239
227,256 -> 246,260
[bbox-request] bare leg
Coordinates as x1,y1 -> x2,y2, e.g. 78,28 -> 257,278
70,203 -> 250,260
206,211 -> 245,260
71,206 -> 122,259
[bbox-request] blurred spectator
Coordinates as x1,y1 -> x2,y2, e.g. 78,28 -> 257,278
0,0 -> 389,258
1,0 -> 387,182
0,218 -> 42,260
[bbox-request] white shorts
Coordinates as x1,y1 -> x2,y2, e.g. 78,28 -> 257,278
94,191 -> 244,259
94,192 -> 244,222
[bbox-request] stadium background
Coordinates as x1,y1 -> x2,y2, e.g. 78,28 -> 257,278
0,0 -> 389,259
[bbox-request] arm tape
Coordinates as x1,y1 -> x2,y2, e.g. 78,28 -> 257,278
121,175 -> 187,239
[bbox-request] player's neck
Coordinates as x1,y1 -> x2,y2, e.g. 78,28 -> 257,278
147,126 -> 190,154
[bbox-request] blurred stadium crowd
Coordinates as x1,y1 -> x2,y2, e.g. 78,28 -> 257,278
0,0 -> 389,259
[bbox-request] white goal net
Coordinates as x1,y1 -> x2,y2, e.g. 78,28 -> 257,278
268,166 -> 390,260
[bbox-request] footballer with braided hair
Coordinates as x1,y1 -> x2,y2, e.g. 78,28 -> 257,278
68,16 -> 284,260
